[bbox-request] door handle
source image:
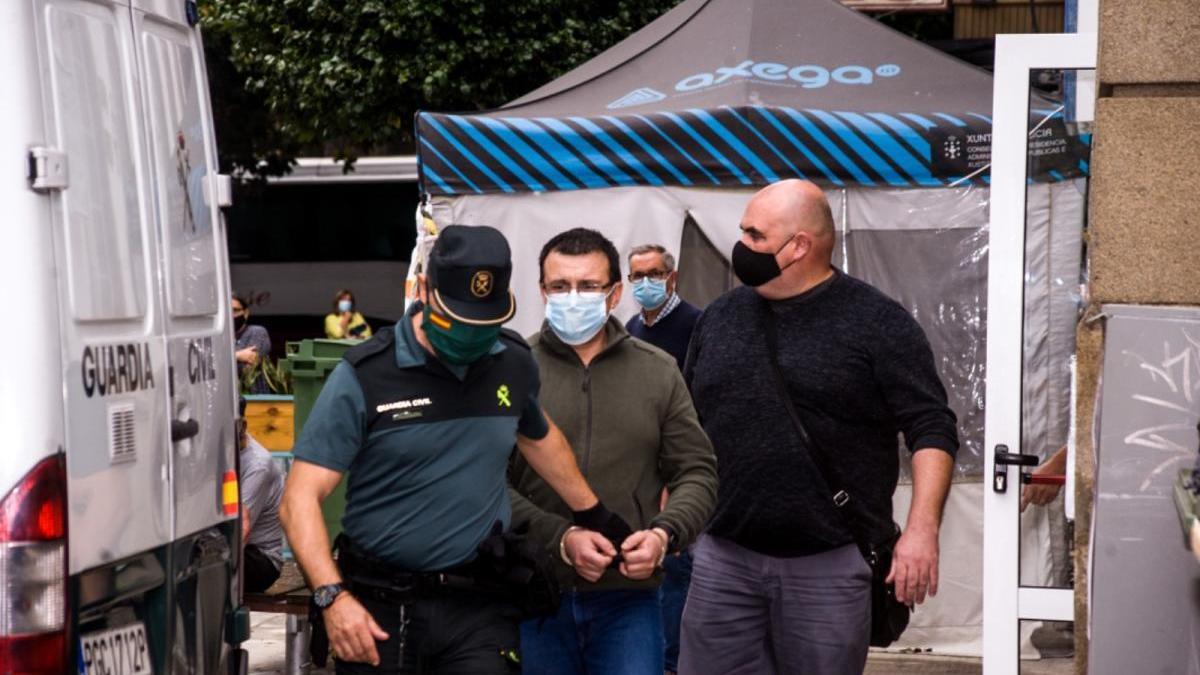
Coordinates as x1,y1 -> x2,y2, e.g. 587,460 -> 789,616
171,419 -> 200,442
993,444 -> 1039,493
1021,473 -> 1065,486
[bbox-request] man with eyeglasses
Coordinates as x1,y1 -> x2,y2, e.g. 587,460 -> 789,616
623,244 -> 702,674
625,245 -> 703,371
508,227 -> 717,675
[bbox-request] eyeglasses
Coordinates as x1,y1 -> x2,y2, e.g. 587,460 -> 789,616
628,270 -> 670,282
542,281 -> 611,296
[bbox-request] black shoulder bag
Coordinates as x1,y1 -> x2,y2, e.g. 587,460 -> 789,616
762,304 -> 911,648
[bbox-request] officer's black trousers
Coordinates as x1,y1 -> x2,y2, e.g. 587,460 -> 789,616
334,590 -> 521,675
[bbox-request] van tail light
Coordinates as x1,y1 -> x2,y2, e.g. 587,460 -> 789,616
0,455 -> 67,675
222,470 -> 238,517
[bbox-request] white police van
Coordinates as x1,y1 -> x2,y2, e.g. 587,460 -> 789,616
2,0 -> 246,672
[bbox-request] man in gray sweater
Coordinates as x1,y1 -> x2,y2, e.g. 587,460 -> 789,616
509,228 -> 718,675
239,399 -> 285,593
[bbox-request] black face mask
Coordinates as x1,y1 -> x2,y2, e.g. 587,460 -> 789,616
234,315 -> 247,333
731,236 -> 796,287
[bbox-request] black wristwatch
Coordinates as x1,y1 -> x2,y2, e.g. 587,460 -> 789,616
313,583 -> 346,609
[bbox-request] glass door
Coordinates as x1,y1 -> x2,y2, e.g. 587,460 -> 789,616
983,32 -> 1096,675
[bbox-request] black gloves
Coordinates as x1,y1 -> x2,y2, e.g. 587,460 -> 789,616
572,501 -> 634,554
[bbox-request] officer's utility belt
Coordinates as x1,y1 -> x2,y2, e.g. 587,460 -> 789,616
335,535 -> 511,605
311,531 -> 560,667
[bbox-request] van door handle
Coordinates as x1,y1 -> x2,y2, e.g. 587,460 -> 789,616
171,419 -> 200,442
204,172 -> 233,208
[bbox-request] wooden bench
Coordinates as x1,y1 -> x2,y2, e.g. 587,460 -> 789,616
245,560 -> 308,614
245,560 -> 313,673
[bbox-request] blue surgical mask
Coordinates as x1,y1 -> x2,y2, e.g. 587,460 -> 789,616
545,290 -> 611,345
632,278 -> 669,310
338,300 -> 353,313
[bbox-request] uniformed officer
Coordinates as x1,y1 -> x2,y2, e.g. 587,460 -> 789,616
281,225 -> 612,674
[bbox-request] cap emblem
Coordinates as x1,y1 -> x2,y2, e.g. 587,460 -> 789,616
471,270 -> 494,298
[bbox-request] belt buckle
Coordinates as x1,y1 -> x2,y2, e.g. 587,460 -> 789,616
411,572 -> 443,596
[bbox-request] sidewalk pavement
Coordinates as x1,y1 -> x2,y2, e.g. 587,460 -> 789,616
246,612 -> 327,675
246,611 -> 1075,675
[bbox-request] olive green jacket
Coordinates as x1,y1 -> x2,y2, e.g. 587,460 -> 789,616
509,317 -> 718,592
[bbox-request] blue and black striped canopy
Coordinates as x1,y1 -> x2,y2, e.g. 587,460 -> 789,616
415,0 -> 1089,196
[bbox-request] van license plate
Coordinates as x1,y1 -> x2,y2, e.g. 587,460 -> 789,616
80,622 -> 152,675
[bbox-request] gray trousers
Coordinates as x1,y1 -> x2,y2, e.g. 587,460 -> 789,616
678,535 -> 871,675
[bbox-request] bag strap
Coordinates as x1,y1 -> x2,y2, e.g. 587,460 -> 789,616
761,302 -> 875,557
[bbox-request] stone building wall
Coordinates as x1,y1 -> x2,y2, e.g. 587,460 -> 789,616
1076,2 -> 1200,672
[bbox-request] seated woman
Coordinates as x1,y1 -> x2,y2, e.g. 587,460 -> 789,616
324,288 -> 372,340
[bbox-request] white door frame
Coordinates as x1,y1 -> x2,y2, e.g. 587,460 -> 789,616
983,31 -> 1096,675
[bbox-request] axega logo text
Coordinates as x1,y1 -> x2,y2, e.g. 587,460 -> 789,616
676,60 -> 902,92
608,60 -> 902,108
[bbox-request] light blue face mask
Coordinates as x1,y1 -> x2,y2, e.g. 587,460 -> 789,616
545,289 -> 612,346
632,277 -> 669,310
338,300 -> 353,313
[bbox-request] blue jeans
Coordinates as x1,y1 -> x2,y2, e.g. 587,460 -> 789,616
520,589 -> 664,675
659,550 -> 693,672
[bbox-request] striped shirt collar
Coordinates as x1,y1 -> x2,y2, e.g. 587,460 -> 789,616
643,293 -> 681,327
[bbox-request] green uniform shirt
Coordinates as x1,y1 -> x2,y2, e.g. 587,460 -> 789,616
293,308 -> 548,570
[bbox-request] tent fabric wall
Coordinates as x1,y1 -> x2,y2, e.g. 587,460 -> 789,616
677,214 -> 736,308
840,186 -> 990,477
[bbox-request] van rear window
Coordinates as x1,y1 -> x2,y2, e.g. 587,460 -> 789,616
48,6 -> 149,321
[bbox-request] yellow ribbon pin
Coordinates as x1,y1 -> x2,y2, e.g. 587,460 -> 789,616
497,384 -> 511,408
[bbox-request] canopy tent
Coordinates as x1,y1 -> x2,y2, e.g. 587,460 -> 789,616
415,0 -> 1087,194
413,0 -> 1089,657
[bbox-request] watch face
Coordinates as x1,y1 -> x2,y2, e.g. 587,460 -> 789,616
315,584 -> 342,608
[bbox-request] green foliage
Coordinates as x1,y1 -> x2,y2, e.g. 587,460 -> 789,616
202,0 -> 681,178
240,356 -> 293,395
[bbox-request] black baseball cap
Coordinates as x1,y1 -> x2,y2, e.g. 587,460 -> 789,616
427,225 -> 516,326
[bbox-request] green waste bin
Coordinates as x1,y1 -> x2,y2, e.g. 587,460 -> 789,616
287,338 -> 359,543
